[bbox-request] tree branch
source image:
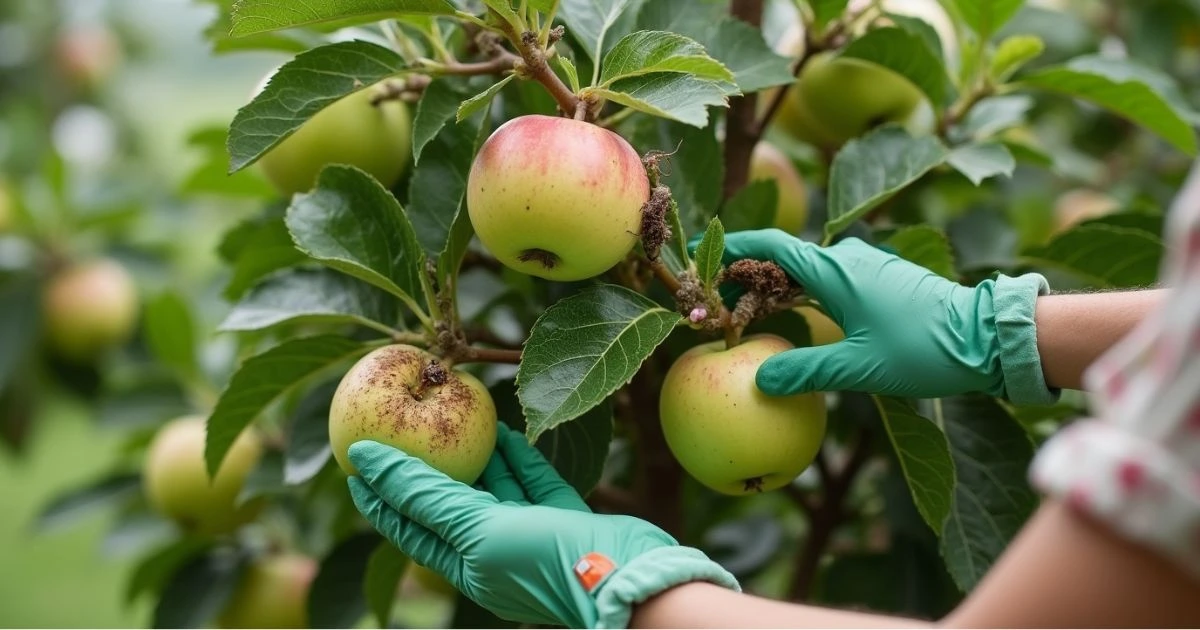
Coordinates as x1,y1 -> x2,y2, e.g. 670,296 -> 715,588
504,24 -> 581,117
721,0 -> 766,202
463,326 -> 523,351
459,346 -> 522,364
430,50 -> 521,75
587,483 -> 644,515
788,430 -> 873,601
650,259 -> 683,295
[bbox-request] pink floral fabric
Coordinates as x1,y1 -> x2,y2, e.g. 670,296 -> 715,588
1029,162 -> 1200,580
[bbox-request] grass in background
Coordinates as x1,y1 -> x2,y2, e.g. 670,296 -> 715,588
0,398 -> 149,628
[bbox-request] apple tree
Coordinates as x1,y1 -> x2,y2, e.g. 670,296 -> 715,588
20,0 -> 1200,626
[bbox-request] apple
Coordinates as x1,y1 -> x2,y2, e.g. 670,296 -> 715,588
659,334 -> 827,495
749,142 -> 809,234
142,415 -> 265,537
218,552 -> 317,629
54,24 -> 122,90
328,344 -> 498,484
0,179 -> 11,232
795,306 -> 844,346
410,561 -> 457,597
773,52 -> 925,149
257,78 -> 413,197
41,257 -> 139,362
466,114 -> 650,281
1053,188 -> 1119,235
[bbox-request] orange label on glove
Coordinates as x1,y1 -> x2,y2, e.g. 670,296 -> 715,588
573,552 -> 616,592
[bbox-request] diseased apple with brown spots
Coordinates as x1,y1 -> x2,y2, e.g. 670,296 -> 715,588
466,114 -> 650,281
328,344 -> 497,484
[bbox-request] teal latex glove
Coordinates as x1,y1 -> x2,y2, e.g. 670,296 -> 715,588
346,423 -> 739,629
694,229 -> 1058,404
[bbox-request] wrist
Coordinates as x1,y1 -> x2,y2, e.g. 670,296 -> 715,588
991,273 -> 1060,405
591,546 -> 740,629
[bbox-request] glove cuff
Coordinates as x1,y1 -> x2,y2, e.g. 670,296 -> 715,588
591,546 -> 740,629
993,273 -> 1060,406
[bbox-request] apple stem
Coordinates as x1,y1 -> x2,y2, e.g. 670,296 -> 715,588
724,325 -> 742,350
500,22 -> 582,118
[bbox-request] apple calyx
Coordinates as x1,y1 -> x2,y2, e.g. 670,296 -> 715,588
411,359 -> 450,401
517,247 -> 562,271
743,476 -> 765,493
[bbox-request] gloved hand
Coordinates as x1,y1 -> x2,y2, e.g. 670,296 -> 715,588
346,423 -> 739,629
694,229 -> 1058,404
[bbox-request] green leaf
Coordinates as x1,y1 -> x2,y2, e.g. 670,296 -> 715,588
947,142 -> 1016,185
284,380 -> 338,485
838,27 -> 949,107
701,18 -> 795,93
560,0 -> 637,67
586,73 -> 732,128
1019,223 -> 1164,288
937,395 -> 1038,592
457,74 -> 516,122
219,210 -> 306,301
959,94 -> 1035,140
873,397 -> 955,535
495,379 -> 614,497
230,0 -> 456,37
1019,55 -> 1199,155
517,284 -> 681,442
364,542 -> 409,627
287,165 -> 428,317
153,549 -> 246,628
951,0 -> 1026,39
600,30 -> 734,86
556,56 -> 581,93
990,34 -> 1045,82
205,335 -> 373,478
237,449 -> 286,505
226,41 -> 408,173
411,78 -> 474,163
719,179 -> 778,233
125,539 -> 211,605
307,532 -> 379,628
143,291 -> 199,380
693,217 -> 726,286
219,268 -> 400,335
885,12 -> 946,62
0,274 -> 41,393
810,0 -> 850,29
480,0 -> 522,29
35,473 -> 141,533
882,225 -> 957,280
824,126 -> 949,240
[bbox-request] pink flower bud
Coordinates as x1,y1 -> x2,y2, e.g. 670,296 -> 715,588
689,307 -> 707,323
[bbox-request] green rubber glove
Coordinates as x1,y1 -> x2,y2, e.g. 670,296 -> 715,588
346,423 -> 740,629
696,229 -> 1058,404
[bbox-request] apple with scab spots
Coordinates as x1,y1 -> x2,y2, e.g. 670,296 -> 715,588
329,344 -> 498,484
659,334 -> 827,495
466,114 -> 650,281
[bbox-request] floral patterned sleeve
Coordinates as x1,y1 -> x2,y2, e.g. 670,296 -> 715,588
1029,160 -> 1200,580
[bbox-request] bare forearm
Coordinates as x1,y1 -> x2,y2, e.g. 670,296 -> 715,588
1034,289 -> 1165,390
630,581 -> 929,628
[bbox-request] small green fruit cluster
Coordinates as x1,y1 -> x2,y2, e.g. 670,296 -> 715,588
466,114 -> 651,282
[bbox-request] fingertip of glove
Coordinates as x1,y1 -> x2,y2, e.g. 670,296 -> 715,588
755,357 -> 800,396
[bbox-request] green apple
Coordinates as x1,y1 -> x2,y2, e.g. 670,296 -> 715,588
795,305 -> 844,346
659,334 -> 827,496
749,142 -> 809,234
774,52 -> 925,149
466,114 -> 650,281
329,344 -> 498,484
41,257 -> 139,362
257,78 -> 413,197
142,415 -> 265,536
218,552 -> 317,629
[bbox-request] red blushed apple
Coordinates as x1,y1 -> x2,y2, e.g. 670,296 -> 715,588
466,114 -> 650,281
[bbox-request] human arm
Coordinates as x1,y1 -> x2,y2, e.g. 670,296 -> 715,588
1033,289 -> 1165,390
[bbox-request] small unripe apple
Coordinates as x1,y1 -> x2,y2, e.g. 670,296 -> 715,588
466,115 -> 650,281
257,78 -> 413,197
142,416 -> 265,536
795,306 -> 844,346
54,24 -> 122,90
659,334 -> 827,495
329,344 -> 497,484
41,257 -> 139,363
773,52 -> 925,149
218,552 -> 317,629
749,143 -> 809,234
